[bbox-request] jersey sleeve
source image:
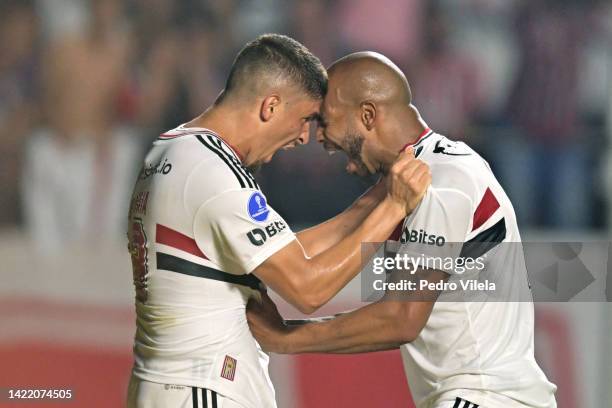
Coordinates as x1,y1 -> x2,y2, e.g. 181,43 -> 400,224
398,187 -> 473,275
193,189 -> 295,274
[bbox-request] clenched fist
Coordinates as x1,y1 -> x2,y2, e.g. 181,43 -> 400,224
385,147 -> 431,215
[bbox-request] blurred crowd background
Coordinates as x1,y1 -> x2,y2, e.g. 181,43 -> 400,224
1,1 -> 612,407
1,0 -> 612,253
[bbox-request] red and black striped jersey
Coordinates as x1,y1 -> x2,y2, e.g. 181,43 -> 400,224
392,131 -> 557,408
127,124 -> 293,408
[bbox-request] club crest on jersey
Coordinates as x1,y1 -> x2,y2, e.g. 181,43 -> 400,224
221,355 -> 237,381
247,191 -> 269,222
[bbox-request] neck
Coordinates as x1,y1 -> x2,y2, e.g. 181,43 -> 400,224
185,103 -> 253,163
379,104 -> 429,170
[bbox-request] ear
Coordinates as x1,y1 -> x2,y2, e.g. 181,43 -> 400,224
260,95 -> 281,122
360,101 -> 376,130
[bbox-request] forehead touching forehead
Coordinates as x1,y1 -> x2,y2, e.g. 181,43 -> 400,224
320,68 -> 361,126
319,81 -> 339,123
326,70 -> 345,105
286,93 -> 322,124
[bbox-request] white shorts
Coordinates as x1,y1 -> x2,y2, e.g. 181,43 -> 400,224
432,390 -> 551,408
127,375 -> 246,408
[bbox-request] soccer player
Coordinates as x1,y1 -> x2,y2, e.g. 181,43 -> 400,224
246,52 -> 558,408
126,36 -> 431,408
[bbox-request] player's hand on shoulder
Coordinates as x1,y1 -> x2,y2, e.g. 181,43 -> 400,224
246,291 -> 290,353
386,147 -> 431,215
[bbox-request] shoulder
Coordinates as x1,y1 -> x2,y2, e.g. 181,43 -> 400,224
414,133 -> 514,239
157,129 -> 258,193
158,131 -> 258,215
417,133 -> 492,203
188,132 -> 258,192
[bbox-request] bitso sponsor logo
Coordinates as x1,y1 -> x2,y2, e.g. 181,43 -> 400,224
247,220 -> 287,246
401,228 -> 446,246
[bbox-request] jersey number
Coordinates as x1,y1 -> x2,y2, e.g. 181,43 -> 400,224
129,219 -> 149,303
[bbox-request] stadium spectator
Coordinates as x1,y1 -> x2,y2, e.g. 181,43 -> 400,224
334,0 -> 424,64
22,0 -> 140,253
410,4 -> 483,140
0,1 -> 40,226
496,0 -> 594,228
128,0 -> 185,135
290,0 -> 335,66
0,0 -> 606,234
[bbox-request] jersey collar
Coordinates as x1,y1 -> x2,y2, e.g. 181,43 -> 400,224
177,124 -> 245,162
399,128 -> 433,153
213,135 -> 244,162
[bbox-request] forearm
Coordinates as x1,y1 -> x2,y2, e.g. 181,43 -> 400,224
277,301 -> 411,354
296,202 -> 374,258
297,182 -> 384,257
322,342 -> 401,354
303,198 -> 405,308
285,317 -> 401,353
284,310 -> 351,326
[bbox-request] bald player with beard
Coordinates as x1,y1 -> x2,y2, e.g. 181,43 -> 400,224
247,52 -> 557,408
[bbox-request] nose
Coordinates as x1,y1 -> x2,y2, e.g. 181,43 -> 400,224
300,121 -> 311,145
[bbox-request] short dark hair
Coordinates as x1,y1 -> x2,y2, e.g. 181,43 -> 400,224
224,34 -> 327,100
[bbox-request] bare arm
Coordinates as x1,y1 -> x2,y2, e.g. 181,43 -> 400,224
296,179 -> 386,257
253,149 -> 430,314
248,268 -> 448,353
253,197 -> 405,314
280,299 -> 438,354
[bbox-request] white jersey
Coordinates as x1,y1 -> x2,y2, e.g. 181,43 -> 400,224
395,131 -> 557,408
127,125 -> 295,408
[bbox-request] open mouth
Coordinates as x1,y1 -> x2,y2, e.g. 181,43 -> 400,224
282,140 -> 300,151
322,139 -> 343,156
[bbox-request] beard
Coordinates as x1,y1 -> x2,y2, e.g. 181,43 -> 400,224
344,130 -> 371,177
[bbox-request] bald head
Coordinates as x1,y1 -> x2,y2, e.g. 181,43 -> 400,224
327,52 -> 412,107
318,52 -> 427,176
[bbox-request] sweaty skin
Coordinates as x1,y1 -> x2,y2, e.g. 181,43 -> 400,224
316,52 -> 431,178
253,148 -> 430,314
300,52 -> 432,257
183,48 -> 431,315
329,51 -> 412,107
247,52 -> 448,353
